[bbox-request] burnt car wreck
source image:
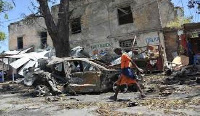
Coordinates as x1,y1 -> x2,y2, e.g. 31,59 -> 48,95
23,57 -> 120,96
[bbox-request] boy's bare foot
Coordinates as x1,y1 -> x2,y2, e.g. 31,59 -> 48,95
141,94 -> 146,98
109,95 -> 117,101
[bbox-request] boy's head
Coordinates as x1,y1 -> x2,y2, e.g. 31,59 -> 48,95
114,48 -> 122,55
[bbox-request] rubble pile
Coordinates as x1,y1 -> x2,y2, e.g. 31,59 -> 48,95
0,83 -> 32,94
137,97 -> 200,116
164,74 -> 200,85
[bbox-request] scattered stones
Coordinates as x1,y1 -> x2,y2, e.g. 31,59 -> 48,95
146,87 -> 156,93
196,77 -> 200,84
127,102 -> 138,107
0,74 -> 199,115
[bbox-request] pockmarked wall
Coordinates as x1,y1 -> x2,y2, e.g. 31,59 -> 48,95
163,29 -> 179,61
51,0 -> 174,58
9,0 -> 177,62
9,17 -> 53,51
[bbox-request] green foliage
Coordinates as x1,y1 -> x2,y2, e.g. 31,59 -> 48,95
0,31 -> 6,40
4,13 -> 8,19
166,17 -> 192,29
0,0 -> 13,19
0,0 -> 13,13
0,0 -> 13,41
188,0 -> 200,13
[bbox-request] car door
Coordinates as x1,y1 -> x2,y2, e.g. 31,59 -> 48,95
81,61 -> 102,92
64,60 -> 84,84
64,60 -> 102,92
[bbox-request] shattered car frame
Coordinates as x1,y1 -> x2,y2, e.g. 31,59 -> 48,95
24,57 -> 120,96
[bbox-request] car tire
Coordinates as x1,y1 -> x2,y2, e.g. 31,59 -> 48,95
34,84 -> 50,97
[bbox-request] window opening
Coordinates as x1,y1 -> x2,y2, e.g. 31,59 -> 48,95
17,37 -> 23,49
69,61 -> 83,72
40,32 -> 47,49
120,39 -> 137,47
117,6 -> 133,25
82,61 -> 97,71
71,18 -> 81,34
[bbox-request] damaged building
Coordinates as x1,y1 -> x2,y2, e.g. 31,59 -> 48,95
9,15 -> 52,50
8,0 -> 183,71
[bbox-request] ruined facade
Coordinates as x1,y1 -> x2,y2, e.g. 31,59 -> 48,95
9,16 -> 52,50
163,28 -> 179,61
9,0 -> 180,60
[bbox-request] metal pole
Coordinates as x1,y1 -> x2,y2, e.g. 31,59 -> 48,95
2,58 -> 4,82
12,69 -> 14,82
1,70 -> 4,82
131,35 -> 137,59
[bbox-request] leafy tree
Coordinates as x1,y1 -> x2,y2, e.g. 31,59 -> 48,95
166,17 -> 192,29
0,31 -> 6,40
0,0 -> 13,13
0,0 -> 13,40
188,0 -> 200,13
37,0 -> 70,57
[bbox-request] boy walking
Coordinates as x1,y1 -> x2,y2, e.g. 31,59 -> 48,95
110,48 -> 145,101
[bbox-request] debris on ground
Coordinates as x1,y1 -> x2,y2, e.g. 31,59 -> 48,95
0,73 -> 199,115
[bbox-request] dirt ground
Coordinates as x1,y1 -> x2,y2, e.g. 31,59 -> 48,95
0,74 -> 200,116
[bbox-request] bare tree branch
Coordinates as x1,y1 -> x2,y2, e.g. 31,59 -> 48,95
11,0 -> 16,7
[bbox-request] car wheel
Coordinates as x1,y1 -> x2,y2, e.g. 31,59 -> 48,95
34,84 -> 50,97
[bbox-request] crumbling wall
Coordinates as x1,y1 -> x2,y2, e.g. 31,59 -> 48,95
163,29 -> 179,61
158,0 -> 176,28
52,0 -> 166,57
9,17 -> 53,50
9,0 -> 176,62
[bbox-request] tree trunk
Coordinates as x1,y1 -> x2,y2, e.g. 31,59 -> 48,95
37,0 -> 70,57
53,34 -> 70,57
57,0 -> 70,57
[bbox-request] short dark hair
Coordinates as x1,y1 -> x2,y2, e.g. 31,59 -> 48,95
114,48 -> 122,53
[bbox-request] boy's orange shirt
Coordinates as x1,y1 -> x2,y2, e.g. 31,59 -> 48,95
121,53 -> 132,68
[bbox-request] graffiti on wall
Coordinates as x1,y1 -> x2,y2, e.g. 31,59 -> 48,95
146,37 -> 160,45
91,43 -> 111,49
90,43 -> 112,57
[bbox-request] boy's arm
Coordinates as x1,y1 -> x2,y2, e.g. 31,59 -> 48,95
130,60 -> 144,73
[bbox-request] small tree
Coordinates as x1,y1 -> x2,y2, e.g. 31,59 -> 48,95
166,17 -> 192,29
37,0 -> 70,57
0,32 -> 6,40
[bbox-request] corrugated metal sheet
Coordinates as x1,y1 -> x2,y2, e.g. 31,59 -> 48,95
10,57 -> 30,69
18,60 -> 36,76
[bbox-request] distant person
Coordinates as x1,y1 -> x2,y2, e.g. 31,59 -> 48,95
0,71 -> 6,79
110,48 -> 145,101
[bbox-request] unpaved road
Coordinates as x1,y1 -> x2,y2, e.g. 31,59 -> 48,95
0,74 -> 200,116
